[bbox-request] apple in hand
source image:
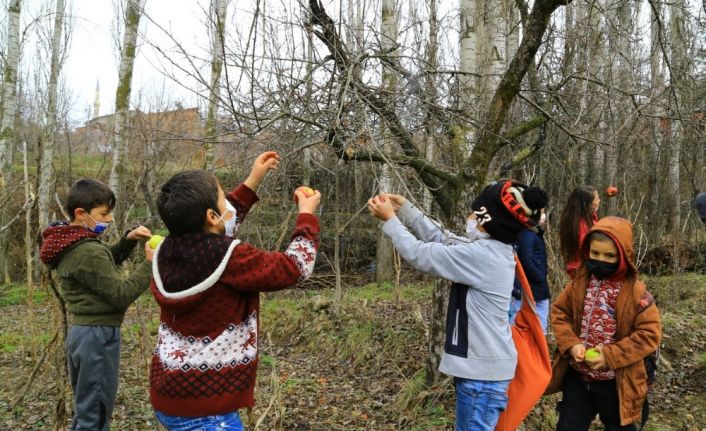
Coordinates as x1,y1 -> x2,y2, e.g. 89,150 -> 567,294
293,186 -> 316,204
585,348 -> 600,360
148,235 -> 165,249
606,186 -> 619,197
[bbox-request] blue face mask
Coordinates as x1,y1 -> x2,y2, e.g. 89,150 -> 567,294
85,214 -> 112,235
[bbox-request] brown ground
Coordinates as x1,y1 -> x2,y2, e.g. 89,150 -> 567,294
1,273 -> 704,430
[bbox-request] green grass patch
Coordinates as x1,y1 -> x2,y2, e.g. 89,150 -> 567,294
0,332 -> 51,353
353,281 -> 433,302
0,284 -> 48,307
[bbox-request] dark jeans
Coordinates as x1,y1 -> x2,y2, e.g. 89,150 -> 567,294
67,325 -> 120,431
556,368 -> 637,431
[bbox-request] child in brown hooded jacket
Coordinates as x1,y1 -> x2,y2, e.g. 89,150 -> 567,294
545,216 -> 661,430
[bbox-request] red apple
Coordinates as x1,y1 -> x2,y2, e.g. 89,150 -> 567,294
606,186 -> 619,197
293,186 -> 316,204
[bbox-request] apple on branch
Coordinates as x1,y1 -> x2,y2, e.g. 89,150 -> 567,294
606,186 -> 619,197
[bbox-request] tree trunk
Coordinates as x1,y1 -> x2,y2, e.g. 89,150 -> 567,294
667,0 -> 686,242
422,0 -> 438,213
648,0 -> 664,225
110,0 -> 144,233
0,0 -> 22,284
204,0 -> 228,170
38,0 -> 65,230
374,0 -> 398,283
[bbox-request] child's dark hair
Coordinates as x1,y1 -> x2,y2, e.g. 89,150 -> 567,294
66,179 -> 116,221
157,170 -> 221,235
559,185 -> 597,264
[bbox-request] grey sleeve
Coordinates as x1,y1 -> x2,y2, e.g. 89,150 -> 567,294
381,216 -> 486,285
397,202 -> 467,245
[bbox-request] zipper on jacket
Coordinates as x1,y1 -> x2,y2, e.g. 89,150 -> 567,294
452,309 -> 460,345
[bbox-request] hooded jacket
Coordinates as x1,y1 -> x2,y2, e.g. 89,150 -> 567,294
39,223 -> 150,326
149,184 -> 320,417
546,216 -> 662,426
382,202 -> 517,381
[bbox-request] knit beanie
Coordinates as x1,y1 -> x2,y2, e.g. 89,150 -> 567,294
471,180 -> 548,244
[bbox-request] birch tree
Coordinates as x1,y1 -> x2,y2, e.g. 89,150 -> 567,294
38,0 -> 66,229
667,0 -> 687,239
648,0 -> 665,222
374,0 -> 399,283
203,0 -> 228,170
109,0 -> 144,232
0,0 -> 22,283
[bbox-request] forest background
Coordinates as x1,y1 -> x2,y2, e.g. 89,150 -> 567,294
0,0 -> 705,429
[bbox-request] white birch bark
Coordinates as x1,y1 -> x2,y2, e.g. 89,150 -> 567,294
204,0 -> 228,170
0,0 -> 22,283
459,0 -> 478,110
422,0 -> 438,213
668,0 -> 687,235
109,0 -> 144,230
375,0 -> 399,283
38,0 -> 66,229
649,0 -> 664,220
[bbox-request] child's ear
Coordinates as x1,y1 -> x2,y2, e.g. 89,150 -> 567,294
73,208 -> 86,221
204,208 -> 219,228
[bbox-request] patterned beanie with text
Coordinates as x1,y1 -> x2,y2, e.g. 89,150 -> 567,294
471,180 -> 548,244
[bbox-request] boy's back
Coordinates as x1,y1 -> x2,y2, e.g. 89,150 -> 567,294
149,156 -> 321,426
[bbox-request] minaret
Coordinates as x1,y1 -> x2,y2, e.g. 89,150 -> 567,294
93,80 -> 100,118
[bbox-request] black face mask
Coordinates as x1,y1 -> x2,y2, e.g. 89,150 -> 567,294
585,259 -> 619,279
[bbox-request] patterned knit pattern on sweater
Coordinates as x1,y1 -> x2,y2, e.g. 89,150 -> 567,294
149,184 -> 320,417
572,275 -> 620,380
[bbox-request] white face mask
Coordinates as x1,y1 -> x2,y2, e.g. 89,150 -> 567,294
538,212 -> 547,226
465,218 -> 489,241
215,201 -> 238,238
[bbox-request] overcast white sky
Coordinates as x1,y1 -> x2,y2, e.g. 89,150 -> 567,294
63,0 -> 210,123
6,0 -> 458,126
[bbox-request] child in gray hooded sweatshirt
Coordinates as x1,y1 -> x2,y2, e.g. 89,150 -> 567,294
368,180 -> 547,431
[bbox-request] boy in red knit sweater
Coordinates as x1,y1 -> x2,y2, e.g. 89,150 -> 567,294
149,151 -> 321,430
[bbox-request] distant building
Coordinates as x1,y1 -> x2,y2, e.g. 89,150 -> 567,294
73,107 -> 204,165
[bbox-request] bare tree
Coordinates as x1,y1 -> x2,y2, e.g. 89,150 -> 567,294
38,0 -> 66,229
374,0 -> 399,283
0,0 -> 22,283
109,0 -> 144,232
204,0 -> 228,170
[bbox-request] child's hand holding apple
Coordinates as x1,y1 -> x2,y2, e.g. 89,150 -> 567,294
294,186 -> 321,214
584,345 -> 607,370
368,194 -> 396,221
245,151 -> 280,190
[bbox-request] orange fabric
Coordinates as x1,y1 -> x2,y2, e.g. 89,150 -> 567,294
495,256 -> 552,431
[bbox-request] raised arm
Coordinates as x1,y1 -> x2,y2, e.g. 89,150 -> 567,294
221,213 -> 320,292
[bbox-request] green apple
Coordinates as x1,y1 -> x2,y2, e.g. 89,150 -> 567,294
585,348 -> 600,360
148,235 -> 165,249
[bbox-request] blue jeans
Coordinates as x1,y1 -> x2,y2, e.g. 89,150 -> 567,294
454,378 -> 510,431
155,411 -> 244,431
509,298 -> 550,334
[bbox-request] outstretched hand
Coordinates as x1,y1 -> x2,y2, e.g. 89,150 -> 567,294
384,193 -> 407,211
245,151 -> 280,190
126,225 -> 152,241
368,194 -> 396,221
295,188 -> 322,215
